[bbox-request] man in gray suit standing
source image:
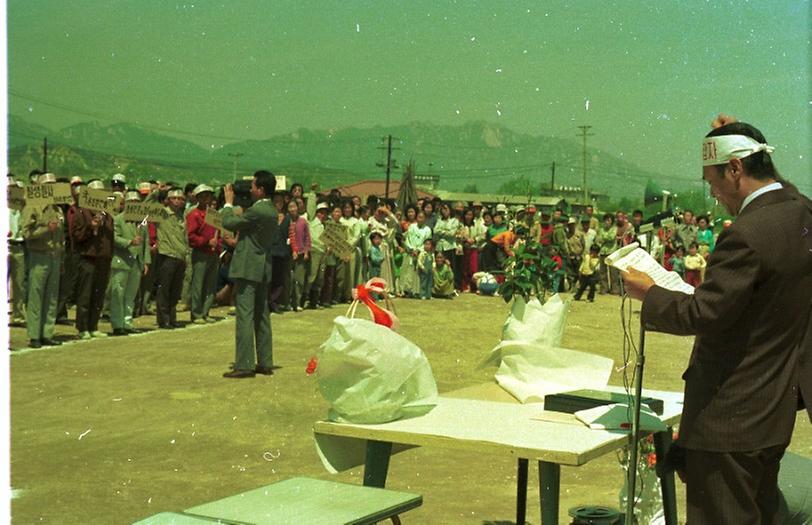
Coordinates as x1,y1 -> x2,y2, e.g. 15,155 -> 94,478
624,118 -> 811,524
221,171 -> 278,378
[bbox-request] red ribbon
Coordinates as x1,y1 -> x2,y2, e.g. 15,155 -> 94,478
305,357 -> 318,375
351,278 -> 399,330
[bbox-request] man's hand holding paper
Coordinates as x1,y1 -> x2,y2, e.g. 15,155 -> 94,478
607,242 -> 695,297
622,267 -> 655,301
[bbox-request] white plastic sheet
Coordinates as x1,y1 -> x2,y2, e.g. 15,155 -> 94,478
482,341 -> 614,403
316,316 -> 438,424
501,294 -> 568,346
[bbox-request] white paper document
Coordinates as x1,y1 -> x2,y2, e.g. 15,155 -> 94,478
574,402 -> 667,432
605,243 -> 694,295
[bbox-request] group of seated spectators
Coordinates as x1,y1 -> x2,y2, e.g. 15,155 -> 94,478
9,169 -> 723,348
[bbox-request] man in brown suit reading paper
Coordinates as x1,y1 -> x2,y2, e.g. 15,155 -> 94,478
623,118 -> 812,524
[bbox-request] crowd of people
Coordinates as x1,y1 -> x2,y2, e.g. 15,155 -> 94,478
8,169 -> 724,349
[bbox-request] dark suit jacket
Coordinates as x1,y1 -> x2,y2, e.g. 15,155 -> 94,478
641,187 -> 812,452
222,199 -> 278,283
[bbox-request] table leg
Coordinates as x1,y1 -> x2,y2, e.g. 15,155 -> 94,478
516,458 -> 529,525
538,461 -> 560,525
363,440 -> 393,488
654,428 -> 678,525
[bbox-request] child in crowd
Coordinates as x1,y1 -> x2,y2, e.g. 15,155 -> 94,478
432,252 -> 455,299
417,238 -> 435,300
574,244 -> 600,302
548,246 -> 565,294
670,246 -> 685,279
683,242 -> 706,287
368,231 -> 384,279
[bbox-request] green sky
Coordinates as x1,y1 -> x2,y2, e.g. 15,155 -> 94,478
7,0 -> 811,192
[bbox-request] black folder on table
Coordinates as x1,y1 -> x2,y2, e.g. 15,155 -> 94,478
544,389 -> 664,416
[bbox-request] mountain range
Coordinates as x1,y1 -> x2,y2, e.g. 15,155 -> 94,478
8,115 -> 678,200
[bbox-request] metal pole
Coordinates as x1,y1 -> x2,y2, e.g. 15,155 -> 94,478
577,126 -> 593,206
228,152 -> 243,180
43,137 -> 48,172
625,323 -> 647,525
384,135 -> 393,198
550,161 -> 556,192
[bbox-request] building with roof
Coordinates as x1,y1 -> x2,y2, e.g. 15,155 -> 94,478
331,179 -> 435,200
429,190 -> 567,212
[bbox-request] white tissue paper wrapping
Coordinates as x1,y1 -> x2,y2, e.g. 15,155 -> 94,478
483,294 -> 613,403
482,340 -> 615,403
501,294 -> 568,346
316,316 -> 438,424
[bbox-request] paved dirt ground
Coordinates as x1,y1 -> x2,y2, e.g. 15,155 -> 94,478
9,293 -> 811,524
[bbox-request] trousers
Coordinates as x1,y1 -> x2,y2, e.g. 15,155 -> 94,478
233,278 -> 272,371
190,251 -> 218,320
156,254 -> 185,327
685,444 -> 786,524
8,242 -> 27,322
26,250 -> 61,340
75,256 -> 112,333
110,263 -> 142,330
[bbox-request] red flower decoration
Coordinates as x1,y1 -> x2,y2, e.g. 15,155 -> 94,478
306,357 -> 318,375
647,453 -> 657,468
351,278 -> 399,330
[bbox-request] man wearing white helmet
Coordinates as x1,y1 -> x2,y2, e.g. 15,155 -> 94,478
111,173 -> 127,193
72,179 -> 115,339
110,192 -> 151,335
21,173 -> 65,348
155,188 -> 190,329
186,184 -> 220,324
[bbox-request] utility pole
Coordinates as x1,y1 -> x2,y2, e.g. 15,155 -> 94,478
550,161 -> 556,192
577,125 -> 594,205
43,137 -> 48,172
228,152 -> 244,179
376,135 -> 400,198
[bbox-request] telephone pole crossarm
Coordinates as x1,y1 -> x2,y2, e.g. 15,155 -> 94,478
376,135 -> 400,198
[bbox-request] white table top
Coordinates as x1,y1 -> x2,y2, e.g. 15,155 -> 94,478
314,384 -> 683,469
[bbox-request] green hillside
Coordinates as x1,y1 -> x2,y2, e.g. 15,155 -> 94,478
8,115 -> 693,199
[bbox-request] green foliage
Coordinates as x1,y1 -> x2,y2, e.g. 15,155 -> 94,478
462,183 -> 479,193
496,241 -> 559,304
497,175 -> 535,196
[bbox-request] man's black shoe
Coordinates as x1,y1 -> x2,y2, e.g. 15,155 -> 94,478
29,339 -> 42,349
223,370 -> 255,379
112,329 -> 128,336
55,318 -> 72,326
158,324 -> 174,330
255,366 -> 274,376
41,338 -> 62,346
171,322 -> 184,328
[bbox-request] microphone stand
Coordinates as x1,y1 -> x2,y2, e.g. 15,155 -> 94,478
624,322 -> 646,525
623,229 -> 650,525
621,227 -> 678,524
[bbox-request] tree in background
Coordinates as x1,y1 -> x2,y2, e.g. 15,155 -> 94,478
497,175 -> 535,196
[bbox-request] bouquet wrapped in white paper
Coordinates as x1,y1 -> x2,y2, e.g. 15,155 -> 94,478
314,278 -> 438,424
